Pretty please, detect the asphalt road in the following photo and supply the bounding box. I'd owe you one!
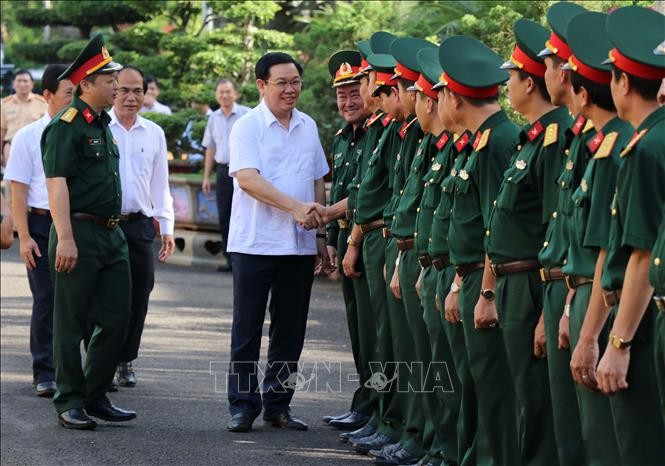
[1,242,372,465]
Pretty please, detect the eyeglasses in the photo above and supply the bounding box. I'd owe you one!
[264,79,304,90]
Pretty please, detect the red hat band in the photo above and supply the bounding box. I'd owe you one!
[545,32,572,60]
[439,72,499,99]
[334,62,361,84]
[511,45,546,77]
[374,71,398,87]
[568,55,611,84]
[414,74,438,100]
[608,48,665,80]
[360,59,369,70]
[394,62,420,81]
[69,52,112,86]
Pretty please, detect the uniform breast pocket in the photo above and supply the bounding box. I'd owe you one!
[367,151,380,168]
[82,142,106,161]
[497,167,528,210]
[571,184,591,245]
[333,153,344,169]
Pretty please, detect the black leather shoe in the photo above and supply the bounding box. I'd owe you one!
[329,411,370,430]
[227,412,256,432]
[353,432,394,455]
[339,423,375,443]
[58,408,97,430]
[86,399,136,422]
[35,381,57,397]
[263,411,308,431]
[322,410,351,424]
[116,362,136,387]
[374,446,421,465]
[369,442,402,459]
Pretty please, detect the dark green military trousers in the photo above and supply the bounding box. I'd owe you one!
[49,218,131,414]
[655,308,665,425]
[461,268,520,466]
[337,227,376,416]
[568,284,620,466]
[542,280,586,465]
[496,270,558,466]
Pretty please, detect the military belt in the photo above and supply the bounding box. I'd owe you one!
[382,227,392,239]
[418,254,432,268]
[455,261,485,278]
[345,209,354,220]
[653,295,665,313]
[358,219,384,235]
[602,289,622,308]
[337,219,349,229]
[564,274,593,290]
[490,259,541,278]
[120,212,147,222]
[431,255,451,271]
[396,238,414,251]
[72,212,121,230]
[28,207,51,219]
[539,267,565,283]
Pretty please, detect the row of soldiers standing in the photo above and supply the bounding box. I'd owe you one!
[321,3,665,466]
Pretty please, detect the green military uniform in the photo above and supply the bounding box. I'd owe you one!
[326,50,375,422]
[433,35,522,466]
[535,4,589,464]
[488,19,569,466]
[41,34,130,415]
[599,7,665,464]
[559,12,627,465]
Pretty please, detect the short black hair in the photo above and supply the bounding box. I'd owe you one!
[461,94,499,107]
[120,65,147,93]
[145,75,159,88]
[375,85,396,97]
[255,52,303,81]
[517,69,550,102]
[75,74,98,96]
[571,71,616,112]
[41,64,68,94]
[216,78,237,90]
[397,78,415,90]
[13,69,33,81]
[612,65,661,101]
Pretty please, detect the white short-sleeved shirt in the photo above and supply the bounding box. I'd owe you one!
[4,113,50,209]
[202,104,250,164]
[228,101,329,255]
[109,109,175,235]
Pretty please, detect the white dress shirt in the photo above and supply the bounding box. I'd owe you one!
[228,101,329,256]
[202,103,250,164]
[140,100,172,115]
[109,109,175,235]
[4,113,50,209]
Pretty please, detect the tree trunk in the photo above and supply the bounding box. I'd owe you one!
[240,18,255,86]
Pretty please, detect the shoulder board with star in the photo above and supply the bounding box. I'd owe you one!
[582,119,594,133]
[543,123,559,147]
[475,128,492,152]
[594,132,617,159]
[402,117,418,133]
[365,112,383,128]
[60,107,78,123]
[620,129,648,158]
[335,127,343,136]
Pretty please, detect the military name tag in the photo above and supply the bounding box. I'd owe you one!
[515,159,527,170]
[334,152,343,159]
[88,138,102,145]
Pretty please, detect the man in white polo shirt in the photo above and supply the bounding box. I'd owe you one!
[108,65,175,388]
[226,52,330,433]
[5,64,73,397]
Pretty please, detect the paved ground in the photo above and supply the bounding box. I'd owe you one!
[1,242,372,465]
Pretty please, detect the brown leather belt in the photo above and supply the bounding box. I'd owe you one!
[455,261,485,278]
[431,255,451,271]
[28,207,51,218]
[565,274,593,290]
[491,259,541,278]
[418,254,431,268]
[120,212,146,222]
[382,227,392,239]
[602,289,622,308]
[72,212,121,230]
[359,219,384,235]
[539,267,565,283]
[337,219,349,229]
[396,238,414,251]
[345,209,354,220]
[654,295,665,312]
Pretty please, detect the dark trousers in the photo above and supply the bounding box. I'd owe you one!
[216,163,233,258]
[27,212,55,384]
[119,216,156,362]
[227,253,315,417]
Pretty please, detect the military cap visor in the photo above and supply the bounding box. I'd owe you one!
[408,48,441,99]
[656,41,665,56]
[390,37,436,81]
[58,33,122,85]
[367,53,398,98]
[501,19,549,77]
[537,2,586,59]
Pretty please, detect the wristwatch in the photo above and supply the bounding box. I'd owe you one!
[347,235,360,247]
[609,333,632,350]
[480,289,495,301]
[450,282,461,294]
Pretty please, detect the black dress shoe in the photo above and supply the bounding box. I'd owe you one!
[35,381,57,397]
[227,412,256,432]
[374,446,421,465]
[322,410,351,424]
[329,411,370,430]
[339,423,376,443]
[369,442,402,459]
[353,432,394,455]
[58,408,97,430]
[116,362,136,387]
[263,411,308,431]
[86,399,136,422]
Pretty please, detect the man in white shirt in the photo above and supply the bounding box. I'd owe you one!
[140,76,172,115]
[226,52,330,433]
[109,65,175,387]
[4,64,73,397]
[201,79,249,272]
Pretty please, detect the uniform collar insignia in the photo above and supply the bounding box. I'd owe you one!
[587,131,604,154]
[381,113,393,127]
[527,120,544,141]
[455,131,471,152]
[571,114,586,135]
[82,107,96,124]
[435,132,450,150]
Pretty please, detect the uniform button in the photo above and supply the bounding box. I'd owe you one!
[565,149,570,155]
[418,138,422,143]
[357,184,360,188]
[561,181,565,187]
[508,177,513,181]
[552,211,557,219]
[655,257,661,266]
[345,162,349,166]
[563,259,567,265]
[96,152,100,157]
[611,208,617,216]
[493,200,497,206]
[429,238,432,242]
[339,182,343,186]
[351,142,355,147]
[414,232,418,237]
[517,145,522,150]
[543,241,549,247]
[416,207,420,212]
[400,190,403,194]
[486,229,490,237]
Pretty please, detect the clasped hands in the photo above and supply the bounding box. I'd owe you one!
[293,202,330,230]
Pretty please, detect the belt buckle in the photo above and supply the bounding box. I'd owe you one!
[382,227,390,239]
[539,268,547,283]
[106,217,119,230]
[602,290,618,308]
[564,274,575,290]
[490,263,498,277]
[654,296,665,312]
[418,255,431,268]
[338,219,348,229]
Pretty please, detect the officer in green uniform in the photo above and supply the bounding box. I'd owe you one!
[593,6,665,464]
[321,50,373,430]
[434,36,521,466]
[561,12,628,466]
[535,3,589,464]
[41,33,135,429]
[484,19,570,465]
